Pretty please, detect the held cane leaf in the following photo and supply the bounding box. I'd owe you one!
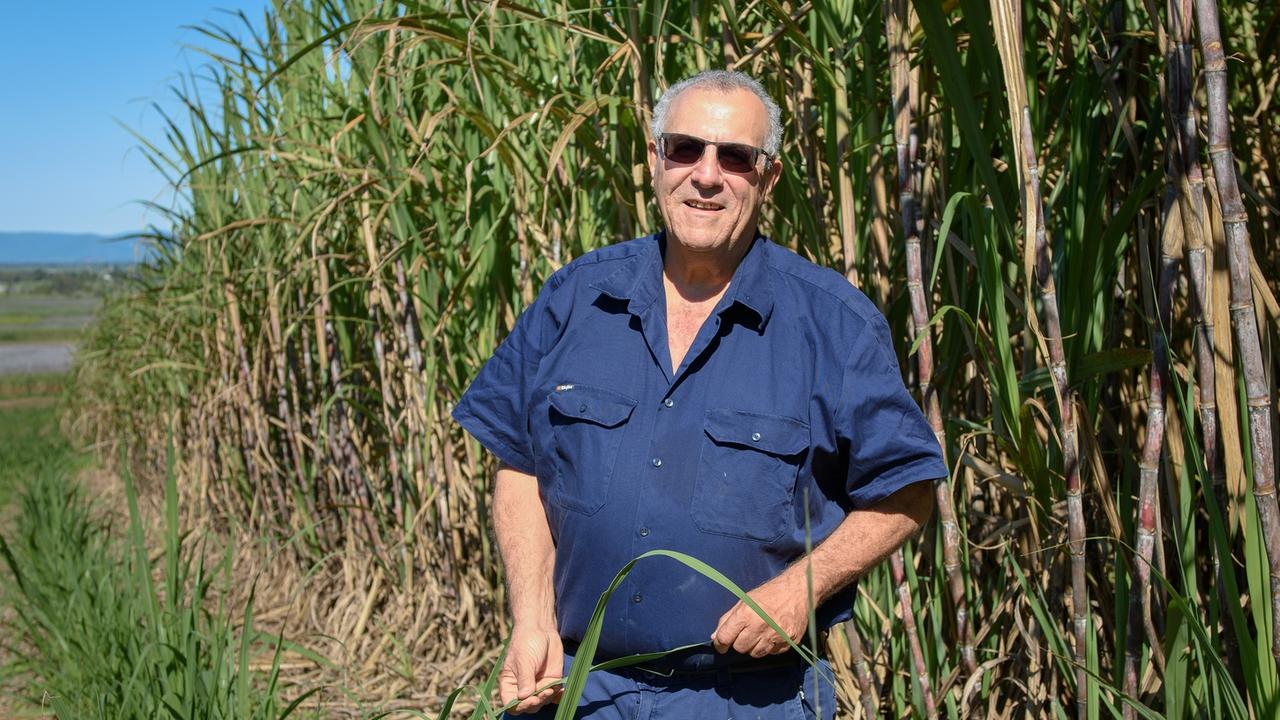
[552,550,831,720]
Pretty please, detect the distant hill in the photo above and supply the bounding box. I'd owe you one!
[0,232,148,265]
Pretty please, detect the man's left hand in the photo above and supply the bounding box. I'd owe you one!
[711,572,811,657]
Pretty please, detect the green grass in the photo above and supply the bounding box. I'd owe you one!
[0,404,66,511]
[0,391,314,718]
[0,314,43,326]
[0,386,82,717]
[0,328,83,343]
[0,294,99,344]
[0,372,67,401]
[0,379,70,511]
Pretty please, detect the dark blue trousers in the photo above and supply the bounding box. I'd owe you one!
[505,647,837,720]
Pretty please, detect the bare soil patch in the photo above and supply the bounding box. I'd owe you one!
[0,396,57,411]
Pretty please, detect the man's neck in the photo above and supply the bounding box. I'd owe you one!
[662,232,754,302]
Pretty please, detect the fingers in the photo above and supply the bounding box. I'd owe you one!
[511,678,557,715]
[504,632,565,715]
[503,645,548,715]
[714,602,800,658]
[513,684,553,715]
[731,624,760,655]
[529,635,565,707]
[711,604,745,653]
[748,634,774,658]
[514,650,537,704]
[543,639,565,704]
[545,637,564,683]
[731,605,763,654]
[498,661,521,711]
[713,602,767,655]
[500,656,541,715]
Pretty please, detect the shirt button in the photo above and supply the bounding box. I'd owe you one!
[651,457,663,468]
[632,593,643,603]
[664,398,674,408]
[751,432,762,442]
[639,527,649,537]
[579,403,587,413]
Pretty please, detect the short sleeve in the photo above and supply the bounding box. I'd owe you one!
[451,283,557,475]
[837,314,948,508]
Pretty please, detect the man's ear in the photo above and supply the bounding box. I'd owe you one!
[646,140,659,179]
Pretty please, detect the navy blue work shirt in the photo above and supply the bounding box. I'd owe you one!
[452,232,947,659]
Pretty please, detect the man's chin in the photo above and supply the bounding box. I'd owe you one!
[667,227,734,253]
[673,240,728,256]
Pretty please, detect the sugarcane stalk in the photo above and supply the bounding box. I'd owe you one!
[1123,185,1179,714]
[1164,0,1246,688]
[886,0,976,677]
[315,243,381,552]
[842,620,880,717]
[266,261,317,530]
[221,251,284,525]
[1019,107,1088,717]
[359,199,406,526]
[833,54,859,288]
[862,14,894,308]
[298,286,338,537]
[1193,0,1280,669]
[395,257,429,532]
[1167,1,1218,486]
[891,549,937,719]
[986,0,1089,708]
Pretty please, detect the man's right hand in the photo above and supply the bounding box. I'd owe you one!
[499,625,565,715]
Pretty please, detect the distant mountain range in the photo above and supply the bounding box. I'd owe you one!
[0,231,149,265]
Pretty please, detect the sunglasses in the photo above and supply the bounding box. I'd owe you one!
[657,133,772,174]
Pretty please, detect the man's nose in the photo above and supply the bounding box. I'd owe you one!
[689,145,724,187]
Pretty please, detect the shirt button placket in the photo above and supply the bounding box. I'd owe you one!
[637,397,668,577]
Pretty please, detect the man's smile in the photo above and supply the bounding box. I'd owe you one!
[683,199,726,212]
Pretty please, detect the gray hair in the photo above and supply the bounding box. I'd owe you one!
[650,70,783,159]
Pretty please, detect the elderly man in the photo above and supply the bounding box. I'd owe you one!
[453,69,944,719]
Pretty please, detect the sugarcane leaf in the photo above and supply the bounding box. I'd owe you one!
[1070,348,1152,388]
[930,191,973,293]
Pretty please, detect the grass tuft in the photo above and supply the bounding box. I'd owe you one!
[0,404,306,718]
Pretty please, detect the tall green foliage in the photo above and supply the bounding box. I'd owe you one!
[0,411,309,718]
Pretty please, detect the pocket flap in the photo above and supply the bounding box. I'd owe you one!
[548,384,637,428]
[704,409,809,456]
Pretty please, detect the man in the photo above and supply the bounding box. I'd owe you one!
[453,69,944,719]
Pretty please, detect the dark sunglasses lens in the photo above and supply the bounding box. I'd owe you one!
[717,144,757,172]
[665,136,707,164]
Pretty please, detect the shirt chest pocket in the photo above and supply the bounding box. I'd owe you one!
[547,384,637,516]
[693,409,810,542]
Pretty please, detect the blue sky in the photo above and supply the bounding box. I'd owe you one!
[1,1,266,236]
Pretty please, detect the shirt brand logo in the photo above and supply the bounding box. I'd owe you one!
[555,383,575,392]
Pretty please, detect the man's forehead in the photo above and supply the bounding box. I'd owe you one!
[664,87,768,141]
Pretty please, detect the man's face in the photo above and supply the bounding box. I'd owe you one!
[648,87,782,257]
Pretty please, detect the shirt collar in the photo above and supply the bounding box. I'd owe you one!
[590,233,664,314]
[591,231,776,329]
[716,233,775,329]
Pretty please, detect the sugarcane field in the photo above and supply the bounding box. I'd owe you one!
[2,0,1279,718]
